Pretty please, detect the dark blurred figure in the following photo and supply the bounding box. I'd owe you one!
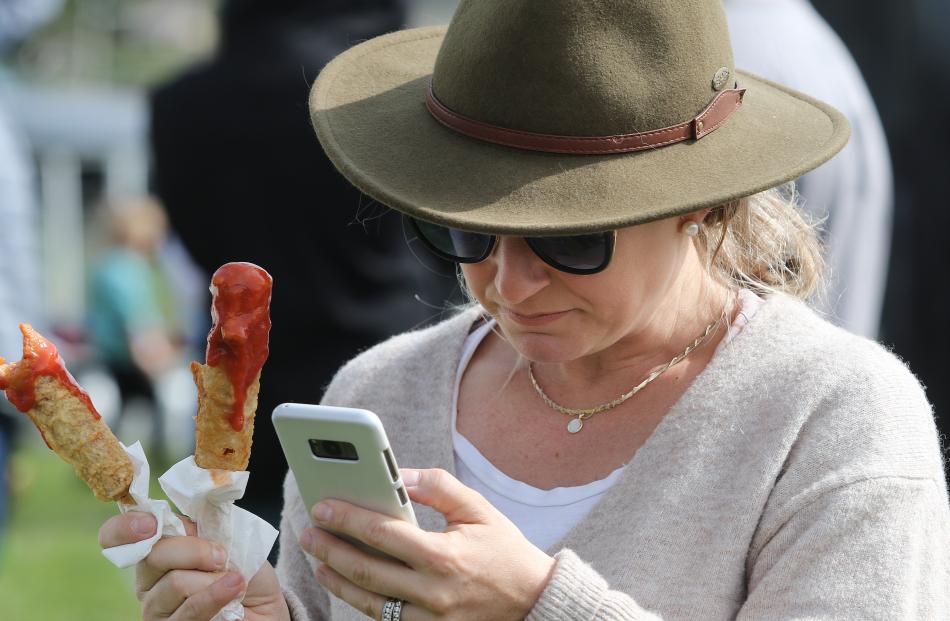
[809,1,950,454]
[150,0,455,536]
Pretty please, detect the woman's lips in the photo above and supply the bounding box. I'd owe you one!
[503,309,571,326]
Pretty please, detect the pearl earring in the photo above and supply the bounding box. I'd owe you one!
[684,221,700,237]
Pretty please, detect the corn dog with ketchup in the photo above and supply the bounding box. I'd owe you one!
[192,262,272,471]
[0,324,134,503]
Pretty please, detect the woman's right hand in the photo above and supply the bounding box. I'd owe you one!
[99,511,290,621]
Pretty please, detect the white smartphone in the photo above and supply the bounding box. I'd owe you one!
[272,403,417,561]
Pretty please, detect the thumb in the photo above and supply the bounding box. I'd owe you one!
[400,468,495,525]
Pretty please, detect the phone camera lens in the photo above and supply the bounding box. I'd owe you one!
[309,438,359,461]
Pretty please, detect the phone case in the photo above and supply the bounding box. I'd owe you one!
[272,403,417,560]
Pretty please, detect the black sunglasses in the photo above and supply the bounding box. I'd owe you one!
[406,216,616,275]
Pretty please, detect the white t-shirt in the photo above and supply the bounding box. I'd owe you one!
[451,290,763,550]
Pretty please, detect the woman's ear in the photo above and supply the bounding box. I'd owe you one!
[679,208,711,225]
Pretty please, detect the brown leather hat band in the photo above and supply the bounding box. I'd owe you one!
[425,83,746,155]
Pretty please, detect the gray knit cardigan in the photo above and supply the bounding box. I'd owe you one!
[276,294,949,620]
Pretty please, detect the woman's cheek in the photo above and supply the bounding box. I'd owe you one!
[460,265,492,304]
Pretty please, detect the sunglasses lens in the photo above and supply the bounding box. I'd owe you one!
[529,233,612,272]
[413,219,493,261]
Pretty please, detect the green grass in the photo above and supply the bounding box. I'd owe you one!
[0,439,146,621]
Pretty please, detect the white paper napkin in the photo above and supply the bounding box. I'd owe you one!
[101,442,187,568]
[159,456,280,621]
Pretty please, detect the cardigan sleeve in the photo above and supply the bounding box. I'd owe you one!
[730,337,950,618]
[276,495,332,621]
[526,549,662,621]
[527,476,949,620]
[736,475,949,619]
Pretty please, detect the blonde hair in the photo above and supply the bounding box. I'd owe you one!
[695,182,826,301]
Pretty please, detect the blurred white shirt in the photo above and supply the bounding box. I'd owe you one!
[0,106,42,369]
[724,0,893,339]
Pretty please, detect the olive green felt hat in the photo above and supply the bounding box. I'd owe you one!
[309,0,850,235]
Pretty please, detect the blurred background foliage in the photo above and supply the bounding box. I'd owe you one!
[9,0,217,86]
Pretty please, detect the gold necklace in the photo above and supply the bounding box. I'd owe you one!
[528,315,725,434]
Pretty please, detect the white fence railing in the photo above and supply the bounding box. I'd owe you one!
[1,83,148,327]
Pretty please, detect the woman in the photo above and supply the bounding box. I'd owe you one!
[99,1,949,619]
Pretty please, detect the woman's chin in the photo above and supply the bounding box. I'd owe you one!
[504,330,583,364]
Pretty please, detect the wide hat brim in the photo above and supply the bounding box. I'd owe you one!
[310,26,850,235]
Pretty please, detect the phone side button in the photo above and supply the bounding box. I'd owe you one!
[396,484,409,506]
[383,448,399,482]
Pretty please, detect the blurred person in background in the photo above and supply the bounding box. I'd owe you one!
[723,0,893,339]
[0,0,61,542]
[87,197,181,459]
[150,0,455,534]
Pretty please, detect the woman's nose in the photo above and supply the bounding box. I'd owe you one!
[491,236,550,304]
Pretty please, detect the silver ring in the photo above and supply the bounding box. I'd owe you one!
[382,598,402,621]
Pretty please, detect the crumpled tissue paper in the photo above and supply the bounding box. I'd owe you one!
[101,442,187,568]
[159,455,279,621]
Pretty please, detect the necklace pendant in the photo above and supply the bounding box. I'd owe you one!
[567,418,583,434]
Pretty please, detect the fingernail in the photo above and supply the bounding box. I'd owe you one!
[300,529,315,551]
[401,469,421,487]
[213,546,226,568]
[220,573,242,590]
[131,516,155,536]
[312,503,332,522]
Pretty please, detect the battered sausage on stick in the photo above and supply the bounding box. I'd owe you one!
[192,262,272,471]
[0,324,133,503]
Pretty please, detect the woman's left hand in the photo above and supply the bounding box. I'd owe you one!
[298,467,556,620]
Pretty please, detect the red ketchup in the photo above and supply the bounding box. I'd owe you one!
[0,325,100,448]
[205,263,272,432]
